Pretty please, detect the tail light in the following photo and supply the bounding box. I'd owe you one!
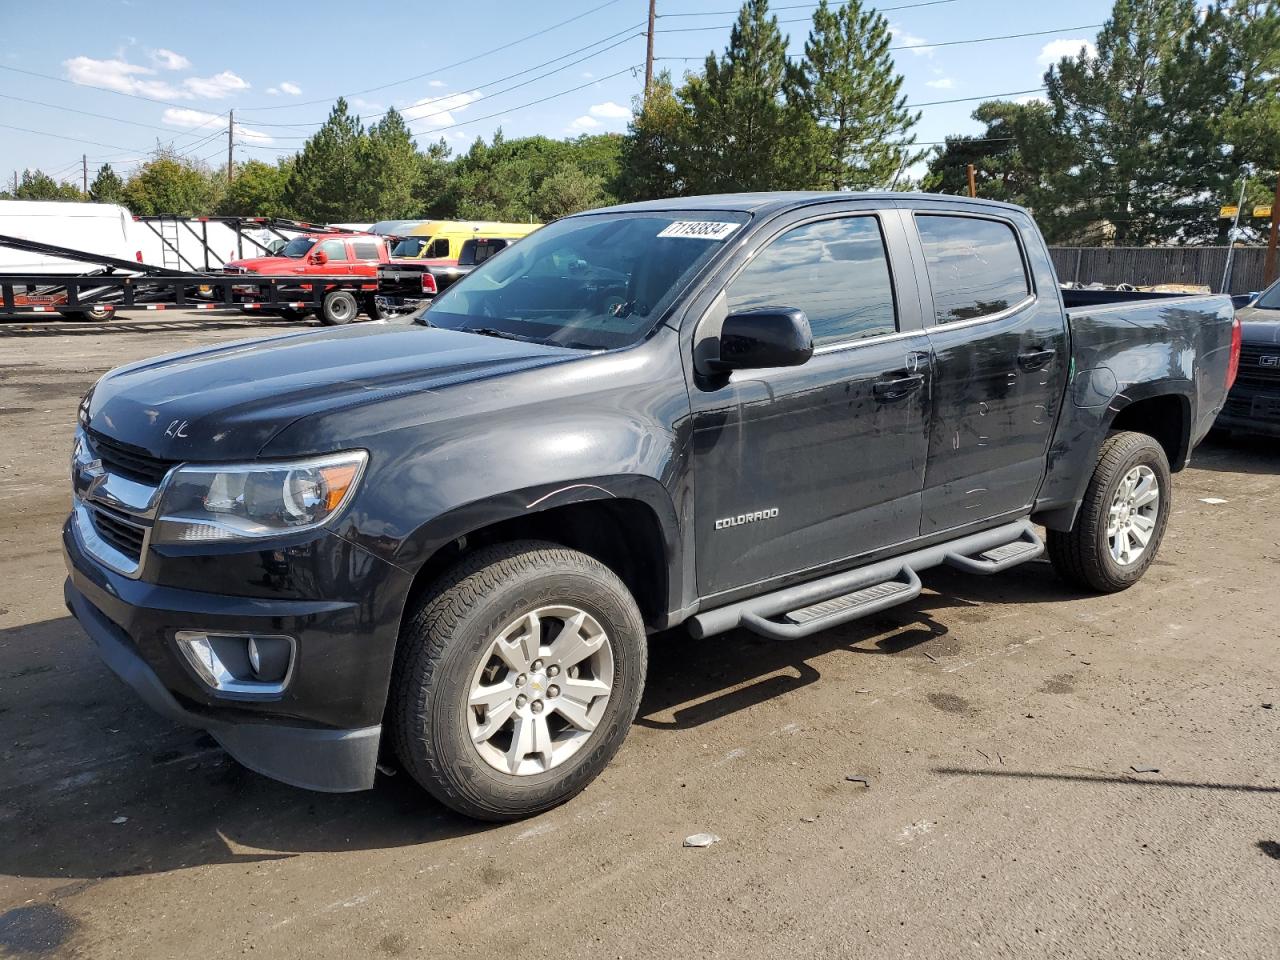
[421,272,438,295]
[135,250,143,262]
[1226,314,1242,392]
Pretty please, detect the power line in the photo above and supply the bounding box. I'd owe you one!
[655,23,1103,50]
[659,0,958,15]
[0,62,207,112]
[0,92,229,146]
[0,122,136,153]
[239,0,631,112]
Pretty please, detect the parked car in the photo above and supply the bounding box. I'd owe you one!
[390,220,541,261]
[64,192,1238,821]
[376,235,525,310]
[223,233,391,323]
[1214,276,1280,437]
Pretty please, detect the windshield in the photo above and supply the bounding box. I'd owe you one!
[1255,279,1280,310]
[280,237,316,259]
[392,237,428,258]
[421,211,748,349]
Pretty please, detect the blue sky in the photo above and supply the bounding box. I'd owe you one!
[0,0,1114,188]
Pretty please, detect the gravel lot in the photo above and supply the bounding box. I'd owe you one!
[1,313,1278,959]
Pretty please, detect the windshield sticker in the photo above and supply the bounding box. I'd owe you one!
[657,220,739,241]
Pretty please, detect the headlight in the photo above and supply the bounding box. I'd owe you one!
[152,450,368,545]
[77,387,94,430]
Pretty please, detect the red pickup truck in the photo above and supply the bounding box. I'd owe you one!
[224,233,396,324]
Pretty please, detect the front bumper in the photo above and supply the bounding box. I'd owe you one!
[1215,384,1280,438]
[62,517,408,792]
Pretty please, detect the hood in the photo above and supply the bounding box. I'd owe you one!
[86,325,577,461]
[1238,304,1280,345]
[225,255,303,273]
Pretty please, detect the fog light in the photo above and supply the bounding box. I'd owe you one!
[176,630,295,696]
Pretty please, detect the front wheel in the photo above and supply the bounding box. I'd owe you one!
[389,541,647,821]
[1048,430,1172,592]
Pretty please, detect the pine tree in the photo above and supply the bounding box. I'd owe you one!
[1205,0,1280,195]
[799,0,922,190]
[1043,0,1212,244]
[924,100,1056,208]
[361,107,420,219]
[678,0,812,192]
[616,72,689,201]
[14,169,84,202]
[88,163,125,204]
[283,98,367,221]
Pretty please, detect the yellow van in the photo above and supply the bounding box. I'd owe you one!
[390,220,541,261]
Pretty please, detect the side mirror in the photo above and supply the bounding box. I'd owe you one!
[309,249,329,266]
[709,307,814,372]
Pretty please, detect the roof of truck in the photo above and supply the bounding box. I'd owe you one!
[591,191,1026,217]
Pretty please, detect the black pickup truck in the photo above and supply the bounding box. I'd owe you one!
[1215,276,1280,436]
[63,193,1240,821]
[376,236,519,311]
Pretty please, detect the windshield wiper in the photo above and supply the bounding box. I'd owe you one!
[463,326,553,345]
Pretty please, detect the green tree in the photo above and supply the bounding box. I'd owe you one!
[616,72,689,201]
[88,163,125,204]
[1043,0,1217,244]
[361,107,420,219]
[798,0,922,189]
[14,169,84,201]
[219,159,292,217]
[283,98,368,221]
[412,138,457,216]
[678,0,812,192]
[121,150,219,215]
[924,100,1057,208]
[532,161,608,220]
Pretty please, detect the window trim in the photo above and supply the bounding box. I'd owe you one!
[721,211,903,351]
[912,210,1037,329]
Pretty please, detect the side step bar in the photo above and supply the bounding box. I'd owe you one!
[688,520,1044,641]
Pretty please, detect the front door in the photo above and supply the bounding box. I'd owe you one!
[911,210,1069,534]
[690,211,933,599]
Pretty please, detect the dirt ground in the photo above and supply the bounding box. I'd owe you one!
[1,313,1278,960]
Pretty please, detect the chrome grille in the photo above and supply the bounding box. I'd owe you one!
[88,504,146,563]
[1235,345,1280,387]
[88,429,175,485]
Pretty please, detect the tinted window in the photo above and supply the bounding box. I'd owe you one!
[917,215,1030,323]
[426,211,747,350]
[1255,279,1280,310]
[318,239,346,260]
[460,239,508,266]
[391,237,426,258]
[280,237,315,258]
[351,240,380,260]
[426,238,451,259]
[727,217,896,346]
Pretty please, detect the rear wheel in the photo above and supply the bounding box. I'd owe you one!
[389,540,647,821]
[364,296,392,321]
[58,305,113,322]
[320,290,358,325]
[1048,430,1172,592]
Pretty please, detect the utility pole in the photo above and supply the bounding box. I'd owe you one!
[227,110,235,186]
[1265,169,1280,287]
[12,170,17,195]
[644,0,656,97]
[82,155,88,194]
[966,163,977,198]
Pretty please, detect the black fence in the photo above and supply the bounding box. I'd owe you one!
[1049,246,1271,295]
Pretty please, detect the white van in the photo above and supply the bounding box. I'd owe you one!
[0,199,135,274]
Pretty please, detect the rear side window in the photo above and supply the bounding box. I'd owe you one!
[318,239,346,260]
[727,216,897,346]
[916,215,1030,324]
[351,240,380,260]
[425,238,451,259]
[461,239,508,266]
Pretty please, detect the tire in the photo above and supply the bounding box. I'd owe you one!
[1048,430,1172,593]
[389,540,647,821]
[320,290,358,325]
[364,296,392,321]
[58,306,112,322]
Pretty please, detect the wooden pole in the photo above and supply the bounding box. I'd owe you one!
[82,155,88,194]
[1264,169,1280,287]
[227,110,235,185]
[645,0,656,96]
[966,163,977,198]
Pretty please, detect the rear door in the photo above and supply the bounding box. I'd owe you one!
[908,207,1068,534]
[689,206,934,599]
[348,237,383,278]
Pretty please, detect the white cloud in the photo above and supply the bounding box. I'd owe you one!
[588,100,631,120]
[567,115,601,132]
[1037,38,1097,67]
[64,55,187,99]
[151,48,190,71]
[889,24,934,56]
[279,80,301,96]
[404,89,481,128]
[581,71,594,79]
[428,79,446,88]
[925,77,954,89]
[163,107,273,144]
[182,70,250,99]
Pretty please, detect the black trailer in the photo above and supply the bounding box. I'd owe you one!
[131,215,364,272]
[0,233,380,325]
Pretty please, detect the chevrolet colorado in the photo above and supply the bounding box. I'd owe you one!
[63,193,1240,821]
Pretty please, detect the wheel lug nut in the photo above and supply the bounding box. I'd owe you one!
[547,685,559,698]
[531,700,544,714]
[532,659,544,671]
[516,674,526,686]
[516,694,528,708]
[547,665,559,677]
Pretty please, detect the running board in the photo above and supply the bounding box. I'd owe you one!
[688,520,1044,641]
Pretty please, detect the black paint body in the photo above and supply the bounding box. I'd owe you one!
[62,193,1236,792]
[1215,289,1280,436]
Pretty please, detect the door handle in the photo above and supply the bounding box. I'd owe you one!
[873,373,925,401]
[1018,348,1056,371]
